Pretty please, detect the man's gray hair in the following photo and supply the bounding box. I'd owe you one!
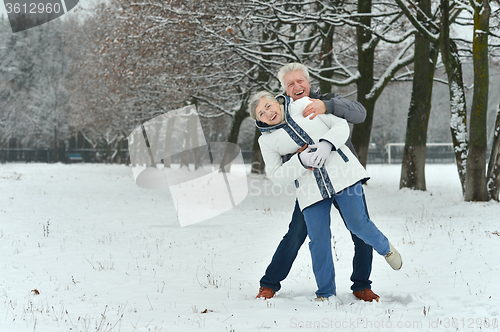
[248,91,276,120]
[277,63,310,90]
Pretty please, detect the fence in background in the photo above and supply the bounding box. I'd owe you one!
[0,148,130,164]
[382,143,456,164]
[0,143,464,164]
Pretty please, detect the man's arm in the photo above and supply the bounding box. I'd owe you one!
[303,91,367,124]
[321,93,366,124]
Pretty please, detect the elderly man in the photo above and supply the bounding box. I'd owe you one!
[256,63,381,302]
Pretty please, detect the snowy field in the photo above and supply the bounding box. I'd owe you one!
[1,162,499,332]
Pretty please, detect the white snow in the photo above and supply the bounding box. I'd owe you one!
[1,163,499,331]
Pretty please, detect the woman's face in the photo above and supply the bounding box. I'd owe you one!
[256,97,282,125]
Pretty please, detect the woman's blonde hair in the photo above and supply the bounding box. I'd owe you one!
[248,91,277,120]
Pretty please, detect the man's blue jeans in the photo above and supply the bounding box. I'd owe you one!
[259,181,389,296]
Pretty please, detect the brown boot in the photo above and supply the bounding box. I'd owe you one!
[353,289,380,302]
[256,287,276,299]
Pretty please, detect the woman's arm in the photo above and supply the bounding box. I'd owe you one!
[315,113,351,150]
[259,138,309,186]
[293,97,351,147]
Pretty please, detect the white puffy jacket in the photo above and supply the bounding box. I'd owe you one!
[257,95,369,211]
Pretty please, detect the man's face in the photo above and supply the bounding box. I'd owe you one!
[283,70,311,101]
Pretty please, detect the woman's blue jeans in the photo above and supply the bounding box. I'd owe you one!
[259,181,389,298]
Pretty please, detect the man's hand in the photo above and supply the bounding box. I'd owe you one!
[303,98,326,119]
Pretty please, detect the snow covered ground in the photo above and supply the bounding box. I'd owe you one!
[1,162,499,332]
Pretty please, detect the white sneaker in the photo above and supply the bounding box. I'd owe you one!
[385,242,402,270]
[314,296,329,302]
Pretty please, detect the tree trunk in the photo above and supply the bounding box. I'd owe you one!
[148,118,163,165]
[116,139,122,164]
[447,72,469,195]
[106,143,112,163]
[163,117,176,168]
[221,98,249,172]
[440,31,469,194]
[250,28,272,174]
[400,0,437,190]
[251,127,265,174]
[54,126,59,163]
[188,113,202,170]
[440,1,468,195]
[180,119,190,168]
[351,101,375,167]
[351,0,374,167]
[487,105,500,201]
[226,102,248,146]
[465,0,490,202]
[319,24,335,95]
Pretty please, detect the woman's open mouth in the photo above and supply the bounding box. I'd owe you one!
[270,113,277,121]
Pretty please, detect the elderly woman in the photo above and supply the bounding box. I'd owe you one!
[249,91,402,301]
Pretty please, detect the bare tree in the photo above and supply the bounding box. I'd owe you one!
[215,0,415,168]
[0,20,73,162]
[67,0,252,165]
[487,103,500,200]
[439,0,469,194]
[395,0,471,193]
[398,0,439,190]
[464,0,491,201]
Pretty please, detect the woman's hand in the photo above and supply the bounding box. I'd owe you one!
[309,141,333,168]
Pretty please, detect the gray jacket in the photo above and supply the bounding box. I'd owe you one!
[310,90,366,125]
[310,90,366,157]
